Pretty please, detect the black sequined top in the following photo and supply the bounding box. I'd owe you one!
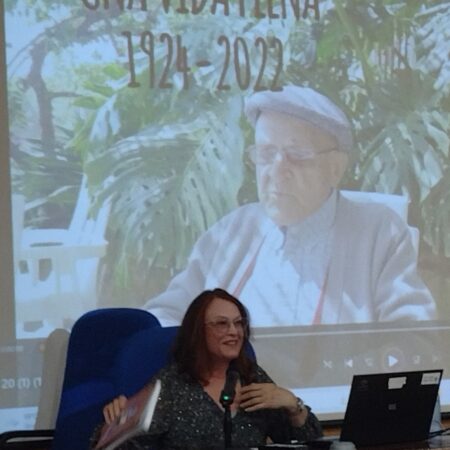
[93,362,322,450]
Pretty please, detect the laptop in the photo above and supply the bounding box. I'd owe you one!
[337,369,443,447]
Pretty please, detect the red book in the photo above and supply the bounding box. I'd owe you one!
[94,379,161,450]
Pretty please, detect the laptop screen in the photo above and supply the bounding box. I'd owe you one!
[340,369,443,446]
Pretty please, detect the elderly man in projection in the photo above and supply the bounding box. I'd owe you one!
[146,85,436,327]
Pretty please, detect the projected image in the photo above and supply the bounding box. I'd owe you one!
[147,85,436,327]
[3,0,450,425]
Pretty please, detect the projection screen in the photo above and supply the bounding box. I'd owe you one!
[1,0,450,432]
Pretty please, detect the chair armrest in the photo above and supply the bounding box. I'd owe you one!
[0,429,54,449]
[22,228,70,246]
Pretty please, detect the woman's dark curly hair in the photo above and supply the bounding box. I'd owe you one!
[172,288,256,385]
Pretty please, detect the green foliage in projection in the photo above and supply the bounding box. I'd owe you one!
[283,1,450,262]
[6,0,450,305]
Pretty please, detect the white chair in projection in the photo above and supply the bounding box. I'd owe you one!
[14,178,110,337]
[340,190,419,253]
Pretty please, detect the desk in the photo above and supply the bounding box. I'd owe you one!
[357,435,450,450]
[428,436,450,449]
[323,421,450,450]
[258,437,450,450]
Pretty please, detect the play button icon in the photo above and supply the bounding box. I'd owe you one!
[382,347,404,370]
[388,354,398,367]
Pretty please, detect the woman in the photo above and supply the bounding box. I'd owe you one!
[93,289,322,449]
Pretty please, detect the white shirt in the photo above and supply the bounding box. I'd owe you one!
[240,191,337,326]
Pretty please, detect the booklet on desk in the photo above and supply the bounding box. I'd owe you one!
[94,379,161,450]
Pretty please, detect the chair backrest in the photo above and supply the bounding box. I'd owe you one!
[52,308,161,450]
[15,177,111,334]
[340,190,420,253]
[113,326,179,397]
[340,190,409,220]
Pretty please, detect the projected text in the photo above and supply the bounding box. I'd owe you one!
[122,32,284,91]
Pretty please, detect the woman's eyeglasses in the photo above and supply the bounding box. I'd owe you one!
[205,317,247,334]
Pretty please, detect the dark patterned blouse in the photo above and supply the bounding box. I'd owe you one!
[91,362,322,450]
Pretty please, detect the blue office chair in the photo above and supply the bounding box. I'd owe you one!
[51,307,164,450]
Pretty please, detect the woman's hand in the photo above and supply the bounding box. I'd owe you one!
[239,383,296,412]
[239,383,308,426]
[103,395,128,424]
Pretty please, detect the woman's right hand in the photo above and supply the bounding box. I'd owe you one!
[103,395,128,424]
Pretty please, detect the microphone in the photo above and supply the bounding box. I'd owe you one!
[220,361,239,408]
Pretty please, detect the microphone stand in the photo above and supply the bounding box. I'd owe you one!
[222,401,232,449]
[220,378,237,449]
[220,363,239,449]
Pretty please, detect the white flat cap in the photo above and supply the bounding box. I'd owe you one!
[244,85,353,153]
